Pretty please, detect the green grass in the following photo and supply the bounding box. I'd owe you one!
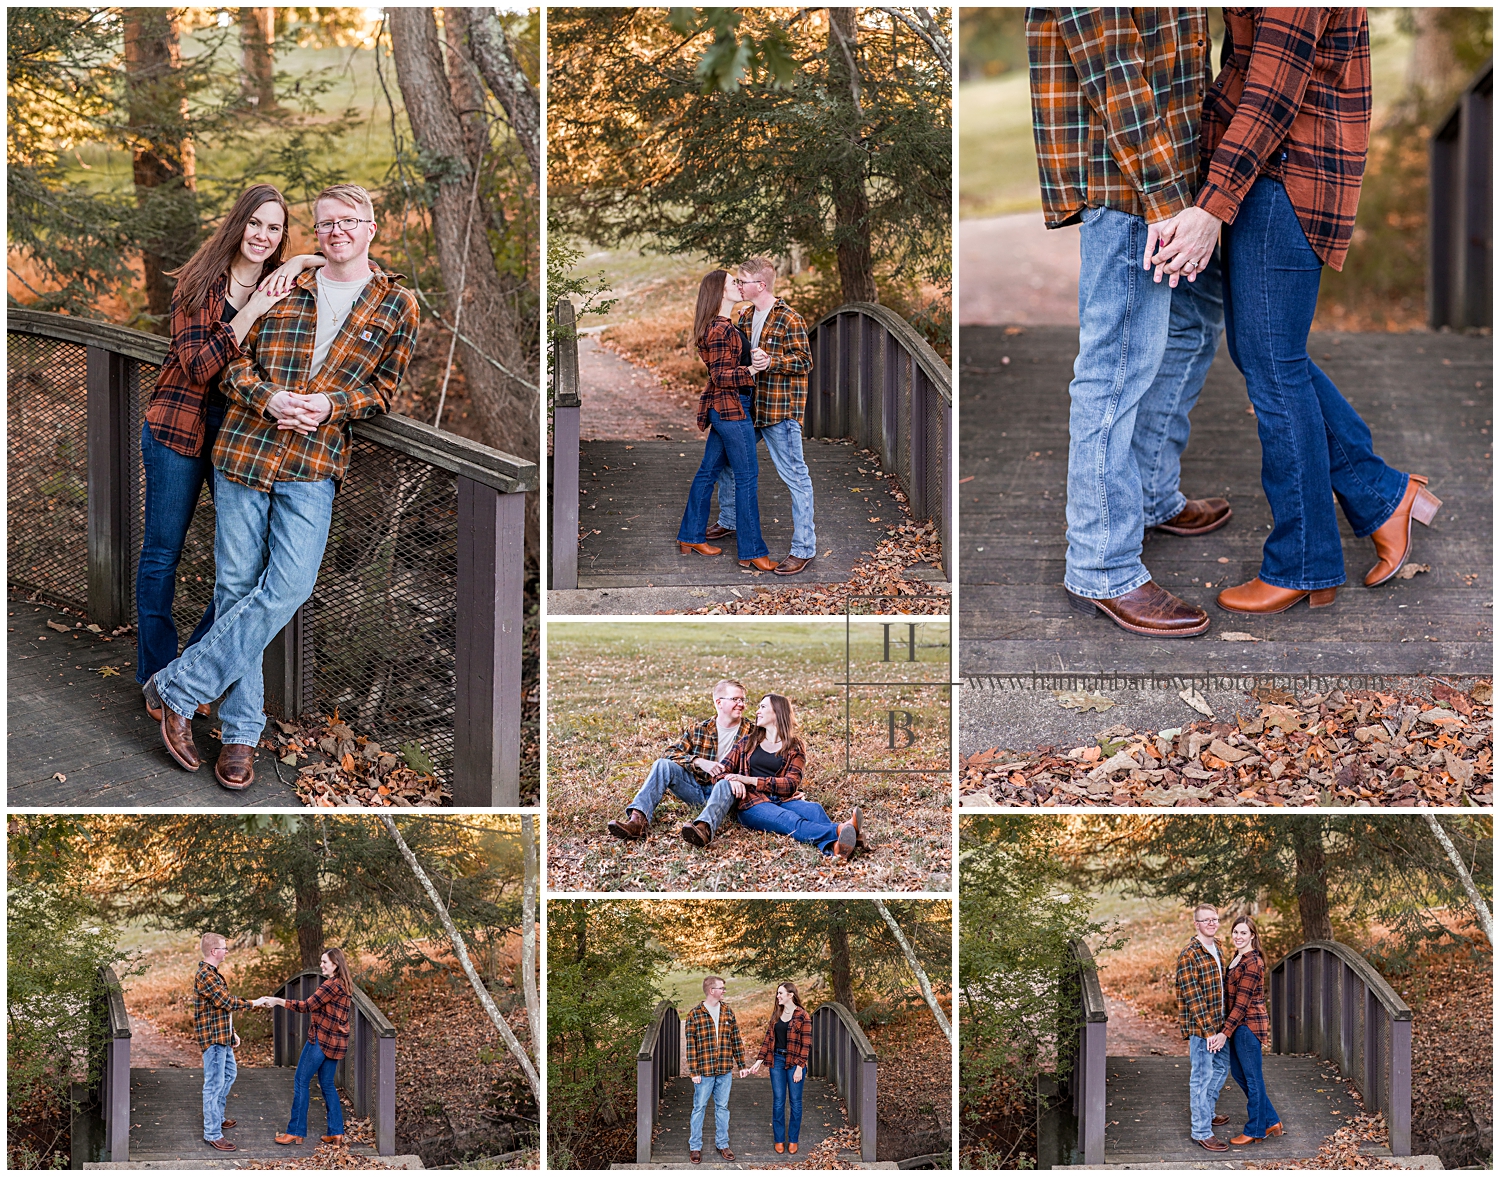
[958,73,1041,220]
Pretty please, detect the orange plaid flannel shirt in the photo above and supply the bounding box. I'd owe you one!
[737,300,811,427]
[1027,8,1212,227]
[212,262,418,491]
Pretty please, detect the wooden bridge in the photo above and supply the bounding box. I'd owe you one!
[8,310,538,804]
[623,999,878,1168]
[1047,940,1414,1168]
[79,966,397,1164]
[551,300,952,606]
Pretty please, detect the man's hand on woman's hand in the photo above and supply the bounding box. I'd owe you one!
[1207,1032,1227,1052]
[750,348,771,372]
[259,253,323,298]
[1147,206,1222,286]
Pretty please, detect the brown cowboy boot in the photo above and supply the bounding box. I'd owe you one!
[1154,498,1232,536]
[1365,475,1442,586]
[608,809,648,840]
[1068,580,1210,637]
[148,676,201,771]
[681,821,713,848]
[215,744,255,791]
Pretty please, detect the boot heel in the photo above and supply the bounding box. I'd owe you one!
[1309,588,1337,608]
[1067,591,1100,617]
[1411,486,1441,527]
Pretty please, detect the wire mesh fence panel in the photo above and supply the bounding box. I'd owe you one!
[924,384,947,533]
[8,333,91,610]
[307,439,459,782]
[892,346,913,493]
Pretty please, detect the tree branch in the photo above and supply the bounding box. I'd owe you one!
[874,7,952,78]
[521,815,541,1053]
[1423,814,1493,945]
[380,816,540,1099]
[871,899,952,1044]
[456,7,540,187]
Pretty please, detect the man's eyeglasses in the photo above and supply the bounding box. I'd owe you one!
[1195,916,1220,925]
[733,278,764,288]
[314,217,374,235]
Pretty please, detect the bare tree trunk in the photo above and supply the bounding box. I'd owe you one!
[381,816,540,1100]
[521,815,541,1051]
[1424,815,1494,945]
[453,7,540,188]
[1407,9,1460,105]
[827,7,878,303]
[442,9,491,166]
[1290,819,1333,942]
[123,8,197,330]
[240,8,277,111]
[872,899,952,1044]
[828,906,856,1012]
[387,8,536,464]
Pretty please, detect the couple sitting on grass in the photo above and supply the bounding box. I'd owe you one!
[606,678,865,861]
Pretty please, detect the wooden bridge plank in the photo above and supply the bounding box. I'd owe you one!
[7,597,300,805]
[128,1067,375,1162]
[959,327,1493,676]
[1102,1053,1392,1165]
[573,439,935,589]
[651,1074,846,1165]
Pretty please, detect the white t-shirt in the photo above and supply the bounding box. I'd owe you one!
[310,268,373,377]
[706,1002,720,1035]
[716,720,740,762]
[751,304,773,351]
[1204,939,1221,968]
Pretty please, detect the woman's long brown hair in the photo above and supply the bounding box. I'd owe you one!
[756,693,803,759]
[693,269,733,348]
[324,946,354,1002]
[167,183,290,315]
[776,981,805,1013]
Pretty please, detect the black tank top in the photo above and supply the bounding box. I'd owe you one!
[748,744,786,777]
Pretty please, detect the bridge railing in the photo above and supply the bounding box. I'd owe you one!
[1269,940,1412,1156]
[7,309,538,803]
[1063,939,1108,1166]
[88,965,132,1162]
[1429,62,1492,330]
[809,1001,878,1162]
[805,303,952,578]
[635,999,681,1163]
[549,298,583,591]
[273,969,397,1155]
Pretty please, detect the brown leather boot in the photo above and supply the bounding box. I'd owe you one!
[607,810,649,840]
[681,821,713,848]
[149,676,201,771]
[679,541,722,556]
[833,822,857,860]
[144,689,210,721]
[1229,1134,1259,1146]
[1154,497,1232,536]
[1217,578,1337,615]
[1365,475,1442,586]
[705,524,735,540]
[214,744,256,790]
[321,1135,344,1144]
[850,805,865,849]
[1068,580,1210,637]
[739,556,777,571]
[274,1133,303,1145]
[774,555,812,575]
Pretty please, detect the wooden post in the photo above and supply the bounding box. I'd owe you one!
[860,1054,877,1162]
[1388,1014,1412,1155]
[1457,80,1491,328]
[376,1033,396,1156]
[858,313,876,451]
[551,298,581,591]
[454,478,524,805]
[262,604,310,720]
[86,347,131,630]
[636,1053,654,1163]
[106,1028,130,1161]
[908,360,929,522]
[1080,1019,1106,1165]
[938,392,952,579]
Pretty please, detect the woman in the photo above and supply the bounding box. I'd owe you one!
[139,183,325,716]
[258,947,354,1146]
[676,270,775,571]
[745,982,813,1154]
[1151,10,1440,614]
[681,693,859,860]
[1208,917,1282,1145]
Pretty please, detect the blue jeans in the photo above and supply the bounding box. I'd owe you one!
[287,1039,344,1139]
[716,418,817,558]
[155,472,335,747]
[627,759,737,834]
[136,407,224,684]
[680,398,769,560]
[1222,177,1409,589]
[689,1071,733,1151]
[1188,1034,1230,1139]
[1228,1025,1279,1139]
[1065,207,1224,597]
[201,1044,238,1142]
[769,1050,804,1144]
[736,798,839,854]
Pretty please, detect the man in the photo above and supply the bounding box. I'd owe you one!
[606,679,754,846]
[194,933,258,1152]
[147,183,419,789]
[684,975,747,1163]
[1029,10,1231,638]
[709,258,817,575]
[1175,903,1231,1152]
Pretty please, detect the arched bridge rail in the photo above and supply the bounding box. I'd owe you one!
[274,968,398,1156]
[8,309,538,802]
[635,999,682,1163]
[90,965,133,1162]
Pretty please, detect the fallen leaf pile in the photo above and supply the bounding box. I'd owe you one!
[684,452,949,617]
[864,1001,953,1158]
[961,681,1491,808]
[783,1124,864,1169]
[1243,1112,1402,1169]
[262,715,451,808]
[241,1140,392,1170]
[1404,943,1492,1165]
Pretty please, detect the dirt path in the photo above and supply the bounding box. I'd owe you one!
[959,213,1079,326]
[1101,994,1187,1057]
[578,335,696,441]
[128,1011,202,1067]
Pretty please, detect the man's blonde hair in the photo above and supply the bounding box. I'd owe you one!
[315,182,375,221]
[1192,903,1219,922]
[702,975,726,994]
[713,679,747,699]
[200,932,227,956]
[739,257,776,290]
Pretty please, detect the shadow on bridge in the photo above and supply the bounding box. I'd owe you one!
[550,301,952,610]
[1044,940,1416,1168]
[620,999,878,1168]
[76,966,397,1165]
